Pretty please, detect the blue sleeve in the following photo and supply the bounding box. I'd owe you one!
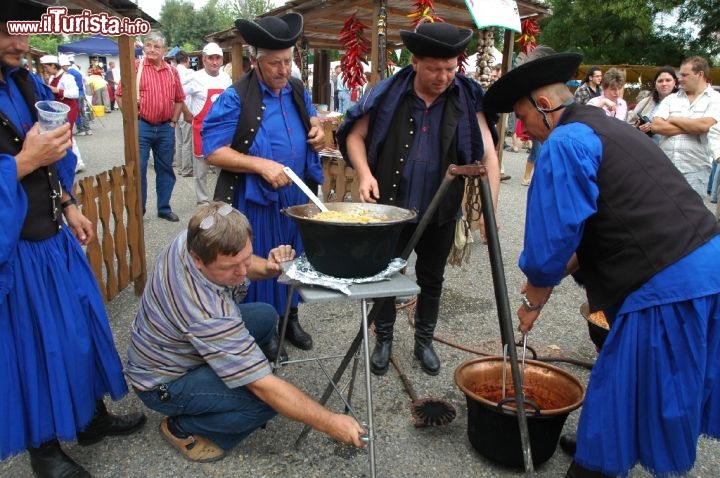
[304,90,317,117]
[201,87,242,157]
[518,123,602,287]
[0,154,27,298]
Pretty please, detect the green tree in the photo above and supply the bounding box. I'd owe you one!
[29,35,62,54]
[159,0,198,50]
[221,0,274,20]
[539,0,702,66]
[159,0,234,51]
[676,0,720,59]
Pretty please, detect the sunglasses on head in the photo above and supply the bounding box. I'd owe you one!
[199,203,233,230]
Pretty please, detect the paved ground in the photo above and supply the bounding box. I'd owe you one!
[2,111,718,477]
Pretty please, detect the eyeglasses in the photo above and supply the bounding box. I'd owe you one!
[199,203,233,230]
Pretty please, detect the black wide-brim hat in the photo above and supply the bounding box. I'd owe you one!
[484,52,583,113]
[2,0,52,22]
[400,22,472,59]
[235,12,303,50]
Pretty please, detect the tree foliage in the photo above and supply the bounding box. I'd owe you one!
[675,0,720,59]
[158,0,235,51]
[29,35,63,54]
[221,0,274,20]
[538,0,714,66]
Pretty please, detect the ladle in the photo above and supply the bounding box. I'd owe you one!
[283,166,329,212]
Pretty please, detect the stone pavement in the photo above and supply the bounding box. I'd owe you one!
[1,111,718,477]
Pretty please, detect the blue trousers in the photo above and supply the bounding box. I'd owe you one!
[138,119,176,215]
[135,302,279,450]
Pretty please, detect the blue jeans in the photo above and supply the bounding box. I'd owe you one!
[138,119,176,215]
[135,302,279,450]
[338,90,351,114]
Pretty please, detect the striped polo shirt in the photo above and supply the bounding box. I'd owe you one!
[125,232,271,391]
[116,58,185,124]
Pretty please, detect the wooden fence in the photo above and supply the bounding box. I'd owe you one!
[74,163,146,302]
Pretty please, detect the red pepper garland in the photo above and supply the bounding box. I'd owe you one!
[339,14,369,89]
[516,18,540,54]
[406,1,468,74]
[406,0,443,27]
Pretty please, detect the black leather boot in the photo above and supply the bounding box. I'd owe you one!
[370,298,397,376]
[76,400,147,446]
[565,460,614,478]
[413,295,441,376]
[28,440,91,478]
[285,307,313,350]
[260,330,289,363]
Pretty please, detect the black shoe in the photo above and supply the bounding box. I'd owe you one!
[28,440,91,478]
[286,312,313,350]
[414,340,440,375]
[559,433,577,456]
[500,173,512,181]
[77,401,147,446]
[158,211,179,222]
[261,331,289,363]
[370,340,392,375]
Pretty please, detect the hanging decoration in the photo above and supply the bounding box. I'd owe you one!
[406,0,443,27]
[406,1,467,72]
[339,13,370,89]
[477,28,497,86]
[300,37,309,86]
[516,18,540,54]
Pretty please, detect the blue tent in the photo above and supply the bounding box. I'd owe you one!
[59,35,143,57]
[165,46,180,58]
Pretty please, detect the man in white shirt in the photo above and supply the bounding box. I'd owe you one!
[652,56,720,196]
[174,51,194,177]
[184,43,232,204]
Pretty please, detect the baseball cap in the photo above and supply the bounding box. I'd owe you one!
[39,55,59,65]
[202,42,223,57]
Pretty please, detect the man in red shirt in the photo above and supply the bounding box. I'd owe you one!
[116,31,186,222]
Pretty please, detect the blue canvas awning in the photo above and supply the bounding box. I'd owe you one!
[165,46,180,58]
[59,35,143,57]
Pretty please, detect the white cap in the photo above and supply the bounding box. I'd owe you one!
[40,55,59,65]
[58,54,71,67]
[202,42,223,57]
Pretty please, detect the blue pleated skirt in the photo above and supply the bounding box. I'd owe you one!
[0,227,128,459]
[575,295,720,476]
[236,181,305,315]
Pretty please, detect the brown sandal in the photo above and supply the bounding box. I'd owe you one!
[159,417,226,463]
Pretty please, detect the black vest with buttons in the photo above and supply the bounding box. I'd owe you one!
[560,103,720,311]
[372,88,463,226]
[213,70,311,204]
[0,68,63,240]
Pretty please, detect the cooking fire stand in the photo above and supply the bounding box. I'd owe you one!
[278,162,534,474]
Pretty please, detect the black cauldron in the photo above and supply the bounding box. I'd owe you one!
[283,202,417,278]
[455,357,585,468]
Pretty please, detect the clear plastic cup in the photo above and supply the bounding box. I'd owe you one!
[35,100,70,133]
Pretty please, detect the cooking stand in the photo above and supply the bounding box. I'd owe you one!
[276,266,420,478]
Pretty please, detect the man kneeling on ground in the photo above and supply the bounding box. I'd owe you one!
[126,202,365,462]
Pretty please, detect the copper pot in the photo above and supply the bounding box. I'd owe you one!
[455,357,585,468]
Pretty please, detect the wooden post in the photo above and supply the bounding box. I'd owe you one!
[231,41,244,82]
[117,35,146,295]
[370,0,381,86]
[496,29,515,162]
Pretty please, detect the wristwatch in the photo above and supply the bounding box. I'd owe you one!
[520,294,543,312]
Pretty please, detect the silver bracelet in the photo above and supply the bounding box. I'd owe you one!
[521,294,543,312]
